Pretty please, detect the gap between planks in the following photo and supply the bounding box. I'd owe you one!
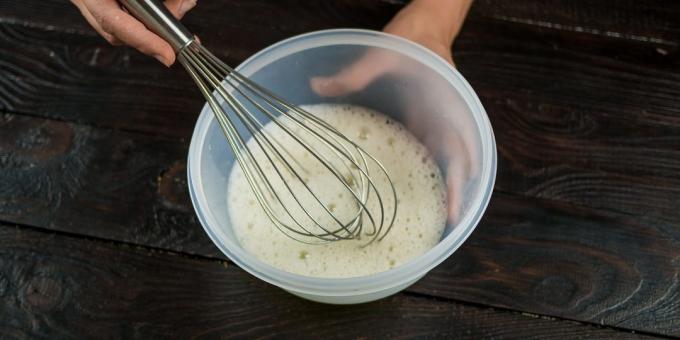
[401,291,676,340]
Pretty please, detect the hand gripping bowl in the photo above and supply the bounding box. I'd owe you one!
[188,29,496,304]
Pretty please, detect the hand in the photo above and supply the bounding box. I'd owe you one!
[70,0,197,66]
[310,0,475,223]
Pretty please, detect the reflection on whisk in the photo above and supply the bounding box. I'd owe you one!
[178,42,397,245]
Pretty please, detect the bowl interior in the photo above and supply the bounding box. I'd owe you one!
[189,29,495,294]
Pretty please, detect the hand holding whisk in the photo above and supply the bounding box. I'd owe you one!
[118,0,398,244]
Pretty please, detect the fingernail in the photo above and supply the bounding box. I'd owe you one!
[179,0,196,15]
[153,54,170,67]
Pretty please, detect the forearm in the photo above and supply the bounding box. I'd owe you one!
[406,0,472,44]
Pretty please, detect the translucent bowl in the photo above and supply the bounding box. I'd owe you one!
[187,29,496,304]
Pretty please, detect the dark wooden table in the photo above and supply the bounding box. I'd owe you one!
[1,0,679,338]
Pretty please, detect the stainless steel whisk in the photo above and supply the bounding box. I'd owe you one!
[121,0,397,244]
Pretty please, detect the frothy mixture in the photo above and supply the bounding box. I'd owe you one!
[227,104,447,278]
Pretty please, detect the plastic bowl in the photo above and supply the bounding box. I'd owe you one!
[187,29,496,304]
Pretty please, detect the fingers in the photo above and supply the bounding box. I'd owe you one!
[94,1,176,66]
[310,49,397,97]
[164,0,197,19]
[73,0,198,66]
[71,0,121,45]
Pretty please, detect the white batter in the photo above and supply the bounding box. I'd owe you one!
[227,104,447,278]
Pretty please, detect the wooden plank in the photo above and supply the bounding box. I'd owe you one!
[410,193,680,336]
[2,0,678,44]
[2,4,678,138]
[2,0,679,138]
[1,0,679,336]
[0,0,400,138]
[454,18,680,226]
[0,225,656,339]
[471,0,680,44]
[0,113,219,257]
[2,113,679,335]
[0,23,205,138]
[0,0,401,51]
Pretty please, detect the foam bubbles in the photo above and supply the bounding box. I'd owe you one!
[227,104,447,278]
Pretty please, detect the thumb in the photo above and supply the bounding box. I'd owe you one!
[164,0,197,19]
[310,49,397,97]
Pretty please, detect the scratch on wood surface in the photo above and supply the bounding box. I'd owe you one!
[88,47,101,66]
[0,17,95,37]
[492,15,678,47]
[592,276,645,319]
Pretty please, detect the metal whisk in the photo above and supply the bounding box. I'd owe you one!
[121,0,397,244]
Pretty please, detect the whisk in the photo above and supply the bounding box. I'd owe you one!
[121,0,397,245]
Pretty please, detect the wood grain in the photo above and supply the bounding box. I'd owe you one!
[0,0,401,53]
[3,10,680,230]
[0,23,204,138]
[470,0,680,44]
[2,0,680,337]
[454,18,680,229]
[0,225,656,339]
[411,193,680,336]
[0,113,219,257]
[2,0,679,137]
[0,0,400,138]
[2,0,678,44]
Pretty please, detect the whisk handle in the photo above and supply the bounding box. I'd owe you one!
[119,0,194,52]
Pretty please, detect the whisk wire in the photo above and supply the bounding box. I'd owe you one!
[183,50,348,242]
[188,48,366,240]
[180,42,398,245]
[198,47,385,238]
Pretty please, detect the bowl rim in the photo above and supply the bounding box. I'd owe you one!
[187,28,497,296]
